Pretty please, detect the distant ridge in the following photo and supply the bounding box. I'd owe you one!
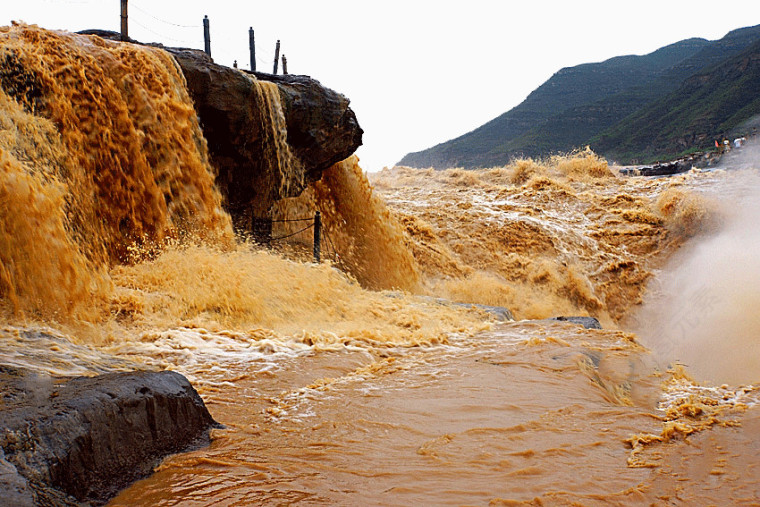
[399,25,760,168]
[593,38,760,163]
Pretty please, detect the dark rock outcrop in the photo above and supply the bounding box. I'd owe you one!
[167,47,363,236]
[548,316,603,329]
[78,30,363,239]
[0,366,218,506]
[618,157,694,177]
[451,303,514,322]
[413,295,514,322]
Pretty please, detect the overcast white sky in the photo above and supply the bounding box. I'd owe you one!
[5,1,760,171]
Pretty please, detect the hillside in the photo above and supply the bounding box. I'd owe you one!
[593,39,760,163]
[399,25,760,169]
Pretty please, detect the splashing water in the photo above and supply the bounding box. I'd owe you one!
[0,23,232,322]
[0,23,475,351]
[2,23,760,507]
[634,168,760,385]
[372,150,709,323]
[275,156,421,292]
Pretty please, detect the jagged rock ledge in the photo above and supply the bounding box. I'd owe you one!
[616,155,701,177]
[169,47,363,236]
[0,366,218,506]
[78,30,364,239]
[547,316,602,329]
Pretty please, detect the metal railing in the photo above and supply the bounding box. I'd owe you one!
[269,211,341,266]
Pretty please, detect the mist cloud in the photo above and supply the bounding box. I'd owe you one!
[633,139,760,385]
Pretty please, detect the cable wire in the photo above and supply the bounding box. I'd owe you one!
[130,2,200,28]
[271,216,316,223]
[322,229,342,265]
[130,17,196,45]
[270,223,314,242]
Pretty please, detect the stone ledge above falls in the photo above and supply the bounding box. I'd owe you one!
[168,47,364,227]
[78,29,363,234]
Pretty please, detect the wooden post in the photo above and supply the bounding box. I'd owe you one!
[282,55,288,75]
[273,40,280,74]
[120,0,128,41]
[313,211,321,263]
[249,27,256,71]
[203,15,211,57]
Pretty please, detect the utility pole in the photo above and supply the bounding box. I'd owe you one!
[120,0,128,41]
[273,40,280,74]
[203,15,211,57]
[249,27,256,72]
[313,211,321,263]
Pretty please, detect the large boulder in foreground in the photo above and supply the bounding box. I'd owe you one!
[167,47,363,233]
[0,366,217,506]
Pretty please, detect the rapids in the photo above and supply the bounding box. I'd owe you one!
[2,23,760,506]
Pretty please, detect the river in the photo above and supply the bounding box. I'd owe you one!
[1,23,759,506]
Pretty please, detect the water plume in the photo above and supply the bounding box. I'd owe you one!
[654,187,719,238]
[633,161,760,385]
[551,148,613,180]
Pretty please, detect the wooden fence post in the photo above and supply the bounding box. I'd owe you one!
[282,55,288,75]
[120,0,128,41]
[313,211,321,263]
[203,15,211,56]
[249,27,256,71]
[273,40,280,74]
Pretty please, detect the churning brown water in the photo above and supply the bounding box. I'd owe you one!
[2,23,760,506]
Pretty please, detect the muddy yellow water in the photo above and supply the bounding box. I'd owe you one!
[2,23,760,506]
[111,324,661,505]
[104,320,760,506]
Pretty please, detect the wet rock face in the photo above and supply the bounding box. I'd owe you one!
[77,30,363,235]
[167,47,363,228]
[451,302,514,322]
[549,316,603,329]
[0,448,34,507]
[0,366,218,506]
[617,157,695,177]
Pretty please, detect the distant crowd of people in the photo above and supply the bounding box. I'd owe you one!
[715,127,756,154]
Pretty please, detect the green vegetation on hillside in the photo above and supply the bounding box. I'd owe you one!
[593,40,760,163]
[399,25,760,169]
